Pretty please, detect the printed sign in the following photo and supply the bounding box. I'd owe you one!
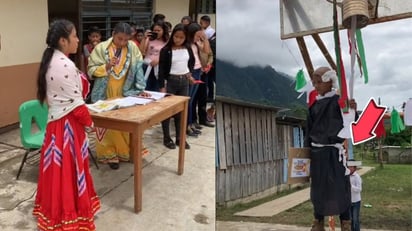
[291,158,310,178]
[288,148,311,184]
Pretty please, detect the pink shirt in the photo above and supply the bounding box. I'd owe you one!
[191,44,202,69]
[146,39,165,63]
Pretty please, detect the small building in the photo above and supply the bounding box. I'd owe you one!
[0,0,215,130]
[215,96,305,205]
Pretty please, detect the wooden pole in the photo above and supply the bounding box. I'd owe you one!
[296,36,314,78]
[379,138,384,168]
[378,97,384,168]
[311,34,337,70]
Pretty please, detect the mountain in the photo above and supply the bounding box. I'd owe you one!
[216,59,306,113]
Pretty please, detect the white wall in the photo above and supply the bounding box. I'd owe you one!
[0,0,49,67]
[154,0,191,28]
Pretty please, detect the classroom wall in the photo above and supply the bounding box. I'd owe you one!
[0,0,49,127]
[154,0,190,27]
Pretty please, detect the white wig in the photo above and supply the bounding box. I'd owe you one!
[321,70,339,89]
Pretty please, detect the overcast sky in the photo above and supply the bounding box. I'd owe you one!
[217,0,412,112]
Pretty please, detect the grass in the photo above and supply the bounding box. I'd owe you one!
[216,150,412,230]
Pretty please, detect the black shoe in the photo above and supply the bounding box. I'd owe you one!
[108,163,119,170]
[176,140,190,149]
[200,121,215,127]
[186,128,198,137]
[191,126,202,135]
[163,138,176,149]
[193,122,203,130]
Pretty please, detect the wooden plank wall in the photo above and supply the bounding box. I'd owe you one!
[216,101,295,204]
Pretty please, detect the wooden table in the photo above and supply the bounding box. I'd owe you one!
[90,95,189,213]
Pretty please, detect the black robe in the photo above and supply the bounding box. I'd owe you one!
[305,94,351,216]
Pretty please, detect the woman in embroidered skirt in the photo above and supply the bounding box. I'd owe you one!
[88,22,148,170]
[33,19,100,230]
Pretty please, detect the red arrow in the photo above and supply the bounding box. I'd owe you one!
[351,98,386,145]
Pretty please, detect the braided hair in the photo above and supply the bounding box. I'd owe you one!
[37,19,74,104]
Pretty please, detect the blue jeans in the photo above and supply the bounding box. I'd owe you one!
[207,66,215,101]
[350,201,361,231]
[188,68,201,124]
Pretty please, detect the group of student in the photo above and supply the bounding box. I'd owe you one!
[82,14,216,153]
[80,14,216,168]
[32,13,216,230]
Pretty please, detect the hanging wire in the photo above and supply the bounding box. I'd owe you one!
[282,40,302,68]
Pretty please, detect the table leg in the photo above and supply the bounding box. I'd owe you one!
[129,132,135,164]
[178,100,188,175]
[130,130,143,213]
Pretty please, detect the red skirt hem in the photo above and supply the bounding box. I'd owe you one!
[33,196,100,231]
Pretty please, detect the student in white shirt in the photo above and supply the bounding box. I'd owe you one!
[199,15,215,39]
[348,160,362,231]
[158,23,195,149]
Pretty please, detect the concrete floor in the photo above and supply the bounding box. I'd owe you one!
[216,221,398,231]
[0,123,216,231]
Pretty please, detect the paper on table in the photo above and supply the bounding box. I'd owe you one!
[87,96,153,113]
[116,96,153,107]
[87,99,119,113]
[142,90,168,100]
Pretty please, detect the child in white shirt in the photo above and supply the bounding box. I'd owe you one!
[348,159,362,231]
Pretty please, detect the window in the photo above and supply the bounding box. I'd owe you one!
[198,0,215,14]
[80,0,152,43]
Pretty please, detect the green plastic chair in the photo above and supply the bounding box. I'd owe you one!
[16,100,48,179]
[16,100,99,180]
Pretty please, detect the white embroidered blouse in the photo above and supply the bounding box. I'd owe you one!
[46,49,85,122]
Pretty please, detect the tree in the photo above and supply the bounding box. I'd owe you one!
[383,128,411,147]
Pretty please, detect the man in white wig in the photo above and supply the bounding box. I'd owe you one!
[305,66,357,231]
